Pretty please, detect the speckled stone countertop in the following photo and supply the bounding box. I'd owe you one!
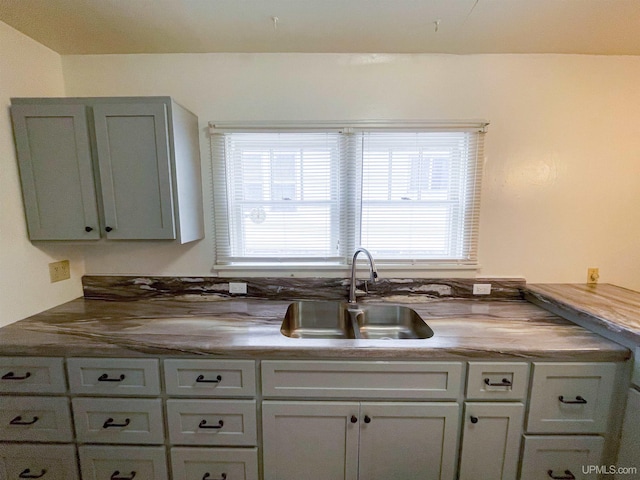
[525,283,640,349]
[0,294,629,361]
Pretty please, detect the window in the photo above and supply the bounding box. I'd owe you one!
[211,123,486,269]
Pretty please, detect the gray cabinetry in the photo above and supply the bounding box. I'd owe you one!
[11,97,204,243]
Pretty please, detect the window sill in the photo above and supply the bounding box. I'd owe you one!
[211,263,480,278]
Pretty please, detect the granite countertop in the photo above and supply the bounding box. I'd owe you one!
[526,283,640,349]
[0,295,629,361]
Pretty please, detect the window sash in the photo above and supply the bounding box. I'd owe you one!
[211,123,485,267]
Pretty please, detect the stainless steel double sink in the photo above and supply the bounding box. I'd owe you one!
[281,300,434,340]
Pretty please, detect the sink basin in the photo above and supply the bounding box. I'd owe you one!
[281,301,434,340]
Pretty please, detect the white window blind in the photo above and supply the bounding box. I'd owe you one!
[211,123,485,268]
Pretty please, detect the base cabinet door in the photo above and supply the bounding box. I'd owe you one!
[262,401,359,480]
[458,402,524,480]
[357,402,459,480]
[520,435,604,480]
[262,401,459,480]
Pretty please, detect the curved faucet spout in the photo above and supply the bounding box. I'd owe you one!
[349,247,378,304]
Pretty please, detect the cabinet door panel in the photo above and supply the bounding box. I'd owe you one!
[93,103,175,239]
[262,401,359,480]
[358,402,459,480]
[11,104,99,240]
[459,402,524,480]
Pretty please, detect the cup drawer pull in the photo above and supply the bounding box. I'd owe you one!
[484,377,512,387]
[558,395,587,404]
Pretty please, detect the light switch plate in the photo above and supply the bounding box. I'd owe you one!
[229,282,247,294]
[49,260,70,283]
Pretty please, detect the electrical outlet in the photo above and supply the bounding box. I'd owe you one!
[49,260,70,283]
[587,268,599,284]
[229,282,247,294]
[473,283,492,295]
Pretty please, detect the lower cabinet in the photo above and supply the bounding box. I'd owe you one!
[170,447,259,480]
[262,400,459,480]
[458,402,525,480]
[520,436,604,480]
[78,445,168,479]
[0,444,79,480]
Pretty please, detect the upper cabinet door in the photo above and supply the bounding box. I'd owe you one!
[93,103,175,240]
[11,104,100,240]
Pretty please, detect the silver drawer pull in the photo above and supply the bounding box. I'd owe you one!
[10,415,39,426]
[198,419,224,429]
[19,469,47,479]
[2,371,31,381]
[484,377,512,387]
[102,417,131,428]
[558,395,587,404]
[196,374,222,383]
[111,471,136,480]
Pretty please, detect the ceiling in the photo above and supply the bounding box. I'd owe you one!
[1,0,639,55]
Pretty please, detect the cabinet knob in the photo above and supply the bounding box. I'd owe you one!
[547,470,575,480]
[364,415,371,424]
[85,226,94,232]
[105,226,113,232]
[470,416,479,424]
[350,415,358,423]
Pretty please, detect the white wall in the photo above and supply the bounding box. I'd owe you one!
[0,21,86,326]
[60,53,640,291]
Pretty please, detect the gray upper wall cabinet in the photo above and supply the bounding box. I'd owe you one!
[10,97,204,244]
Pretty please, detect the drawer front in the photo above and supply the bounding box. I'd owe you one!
[520,435,604,480]
[164,359,256,397]
[166,399,257,446]
[73,397,164,444]
[0,396,73,442]
[0,357,65,393]
[0,444,79,480]
[79,445,168,480]
[466,362,529,400]
[262,361,464,399]
[67,358,160,396]
[170,447,259,480]
[527,362,617,433]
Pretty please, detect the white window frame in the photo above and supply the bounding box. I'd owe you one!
[210,121,487,276]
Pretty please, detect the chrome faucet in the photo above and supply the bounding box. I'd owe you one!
[349,247,378,304]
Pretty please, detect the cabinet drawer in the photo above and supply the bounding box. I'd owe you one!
[79,445,168,480]
[67,358,160,396]
[527,362,617,433]
[73,397,164,444]
[166,399,257,446]
[0,357,65,393]
[0,444,79,480]
[0,396,73,442]
[164,359,256,397]
[520,435,604,480]
[170,447,259,480]
[466,362,529,400]
[262,361,463,399]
